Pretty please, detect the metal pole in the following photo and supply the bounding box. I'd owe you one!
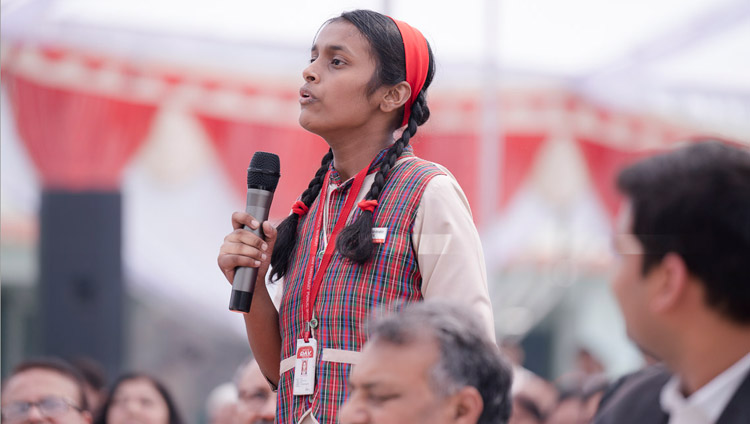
[480,0,502,226]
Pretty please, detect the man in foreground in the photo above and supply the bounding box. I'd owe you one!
[596,140,750,423]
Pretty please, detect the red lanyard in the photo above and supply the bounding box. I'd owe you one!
[302,164,371,341]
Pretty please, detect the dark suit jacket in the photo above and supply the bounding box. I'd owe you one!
[593,363,750,424]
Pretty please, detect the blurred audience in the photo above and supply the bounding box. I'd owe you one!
[69,357,109,416]
[339,300,513,424]
[507,342,610,424]
[205,382,238,424]
[509,369,558,424]
[1,357,93,424]
[595,140,750,423]
[93,373,184,424]
[235,358,276,424]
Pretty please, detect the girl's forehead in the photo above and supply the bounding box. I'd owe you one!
[312,20,366,51]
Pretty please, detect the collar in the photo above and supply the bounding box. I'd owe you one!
[660,351,750,423]
[328,146,413,186]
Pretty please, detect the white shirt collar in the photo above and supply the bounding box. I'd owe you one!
[660,351,750,424]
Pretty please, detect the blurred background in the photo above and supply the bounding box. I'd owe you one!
[2,0,749,422]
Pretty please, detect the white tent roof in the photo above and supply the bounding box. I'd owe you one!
[3,0,748,82]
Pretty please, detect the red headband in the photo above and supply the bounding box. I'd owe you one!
[389,17,430,128]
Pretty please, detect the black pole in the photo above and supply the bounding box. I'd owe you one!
[39,190,124,380]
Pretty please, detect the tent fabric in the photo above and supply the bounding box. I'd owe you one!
[3,70,157,190]
[0,42,718,221]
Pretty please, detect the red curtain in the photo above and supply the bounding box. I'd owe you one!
[498,134,547,208]
[4,72,157,190]
[577,137,656,222]
[413,132,547,215]
[412,131,480,210]
[197,115,330,221]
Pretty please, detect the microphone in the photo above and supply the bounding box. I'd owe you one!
[229,152,281,313]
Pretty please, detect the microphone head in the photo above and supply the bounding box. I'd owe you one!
[247,152,280,191]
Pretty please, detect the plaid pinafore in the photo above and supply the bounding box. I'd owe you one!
[276,149,444,424]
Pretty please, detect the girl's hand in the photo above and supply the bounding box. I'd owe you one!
[217,211,278,284]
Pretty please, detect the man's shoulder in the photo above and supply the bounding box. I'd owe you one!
[593,364,671,424]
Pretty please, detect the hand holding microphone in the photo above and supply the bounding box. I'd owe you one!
[220,152,281,313]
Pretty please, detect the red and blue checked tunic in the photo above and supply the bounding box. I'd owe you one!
[276,149,445,424]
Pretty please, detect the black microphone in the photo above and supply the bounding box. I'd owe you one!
[229,152,280,313]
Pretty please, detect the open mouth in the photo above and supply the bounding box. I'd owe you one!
[299,89,316,105]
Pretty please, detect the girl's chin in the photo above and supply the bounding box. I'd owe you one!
[298,118,323,136]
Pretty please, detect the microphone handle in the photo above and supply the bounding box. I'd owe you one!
[229,188,274,313]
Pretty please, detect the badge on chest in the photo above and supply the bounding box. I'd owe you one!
[293,338,317,396]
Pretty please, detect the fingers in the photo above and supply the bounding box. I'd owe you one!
[217,252,258,283]
[224,228,269,252]
[231,211,260,231]
[262,221,277,247]
[219,218,277,284]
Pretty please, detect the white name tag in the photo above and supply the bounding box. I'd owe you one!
[371,227,388,244]
[293,338,317,396]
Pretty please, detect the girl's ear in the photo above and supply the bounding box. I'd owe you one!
[380,81,411,113]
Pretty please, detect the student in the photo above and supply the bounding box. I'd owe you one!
[218,9,493,424]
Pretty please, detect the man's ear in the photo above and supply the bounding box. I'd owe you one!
[380,81,411,113]
[450,386,483,424]
[650,252,689,313]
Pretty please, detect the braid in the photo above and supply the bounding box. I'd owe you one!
[270,149,333,280]
[336,93,430,263]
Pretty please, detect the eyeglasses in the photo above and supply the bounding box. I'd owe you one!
[239,389,273,409]
[1,396,83,422]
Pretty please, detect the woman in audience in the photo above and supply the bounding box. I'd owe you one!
[94,373,184,424]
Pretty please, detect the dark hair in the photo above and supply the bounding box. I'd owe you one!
[5,357,90,411]
[70,356,108,391]
[271,9,436,278]
[94,373,184,424]
[617,139,750,323]
[368,301,513,424]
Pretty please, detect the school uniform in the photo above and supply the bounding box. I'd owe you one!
[275,148,493,424]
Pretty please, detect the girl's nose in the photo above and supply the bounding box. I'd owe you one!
[302,64,318,83]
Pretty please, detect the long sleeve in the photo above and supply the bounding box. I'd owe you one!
[411,171,496,341]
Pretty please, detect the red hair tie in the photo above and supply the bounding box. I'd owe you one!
[388,17,430,127]
[292,200,309,216]
[358,199,378,213]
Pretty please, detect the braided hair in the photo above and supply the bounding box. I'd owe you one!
[271,10,435,279]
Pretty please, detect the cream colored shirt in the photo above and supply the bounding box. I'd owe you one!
[660,352,750,424]
[270,159,495,342]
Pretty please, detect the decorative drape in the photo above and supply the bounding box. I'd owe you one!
[3,71,157,190]
[577,137,657,222]
[197,114,330,220]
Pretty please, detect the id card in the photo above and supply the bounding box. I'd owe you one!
[371,227,388,244]
[293,338,317,396]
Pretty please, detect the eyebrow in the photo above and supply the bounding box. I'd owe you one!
[310,44,351,55]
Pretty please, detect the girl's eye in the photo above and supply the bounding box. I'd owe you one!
[309,57,318,64]
[331,58,344,66]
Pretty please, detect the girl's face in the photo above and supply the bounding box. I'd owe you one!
[106,378,170,424]
[299,20,386,139]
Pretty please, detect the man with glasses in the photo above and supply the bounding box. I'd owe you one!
[235,357,276,424]
[1,358,92,424]
[338,301,513,424]
[595,140,750,423]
